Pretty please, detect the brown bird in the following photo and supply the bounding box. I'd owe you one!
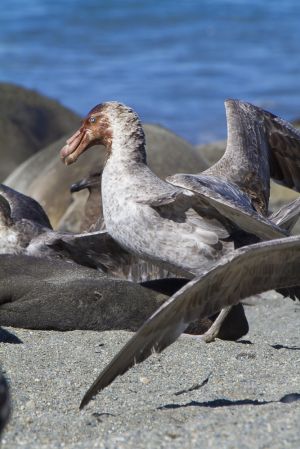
[70,171,105,232]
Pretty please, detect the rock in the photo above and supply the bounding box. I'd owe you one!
[145,124,208,178]
[0,83,80,181]
[195,140,226,166]
[5,125,208,228]
[57,188,90,232]
[269,182,300,211]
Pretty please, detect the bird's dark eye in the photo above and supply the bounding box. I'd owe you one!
[89,116,96,123]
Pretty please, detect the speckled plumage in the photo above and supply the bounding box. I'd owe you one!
[59,100,300,408]
[97,104,231,276]
[92,101,299,277]
[102,147,230,277]
[0,184,177,281]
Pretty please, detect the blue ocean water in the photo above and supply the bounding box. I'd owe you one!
[1,0,300,143]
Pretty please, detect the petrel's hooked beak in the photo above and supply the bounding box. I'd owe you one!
[60,104,113,165]
[60,125,95,166]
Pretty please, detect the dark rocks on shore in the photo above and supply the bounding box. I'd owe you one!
[195,140,226,167]
[0,83,80,181]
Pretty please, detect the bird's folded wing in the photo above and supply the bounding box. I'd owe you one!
[80,234,300,409]
[46,230,177,281]
[136,187,230,241]
[136,189,193,207]
[46,230,131,271]
[167,173,287,240]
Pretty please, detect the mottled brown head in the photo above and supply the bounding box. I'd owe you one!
[60,103,113,166]
[60,101,146,165]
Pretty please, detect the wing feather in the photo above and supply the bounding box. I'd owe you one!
[46,230,178,281]
[80,234,300,408]
[205,100,300,213]
[167,173,286,240]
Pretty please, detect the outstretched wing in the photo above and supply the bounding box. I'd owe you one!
[266,111,300,190]
[80,234,300,409]
[205,100,300,214]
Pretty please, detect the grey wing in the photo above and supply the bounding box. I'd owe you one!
[205,100,300,214]
[80,234,300,408]
[136,188,193,206]
[46,230,177,281]
[46,230,133,272]
[167,173,287,240]
[266,111,300,190]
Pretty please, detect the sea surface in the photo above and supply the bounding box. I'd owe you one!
[1,0,300,144]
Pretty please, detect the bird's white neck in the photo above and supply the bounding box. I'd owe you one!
[108,114,147,165]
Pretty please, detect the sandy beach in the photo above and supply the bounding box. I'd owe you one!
[1,292,299,449]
